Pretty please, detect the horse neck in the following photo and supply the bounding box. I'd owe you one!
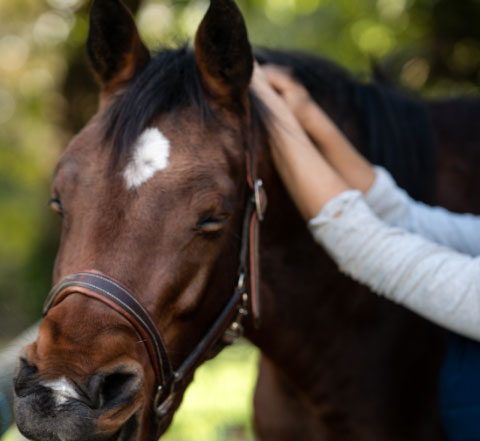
[243,81,445,408]
[426,97,480,214]
[242,137,368,396]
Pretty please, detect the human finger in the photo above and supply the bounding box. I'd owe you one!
[262,65,299,93]
[252,63,285,103]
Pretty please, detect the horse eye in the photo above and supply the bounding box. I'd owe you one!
[195,215,227,234]
[48,197,64,217]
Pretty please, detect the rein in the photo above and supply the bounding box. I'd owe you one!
[42,139,267,421]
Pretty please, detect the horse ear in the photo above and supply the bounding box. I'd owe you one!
[87,0,150,94]
[194,0,253,107]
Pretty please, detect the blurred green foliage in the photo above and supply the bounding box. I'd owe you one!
[162,343,258,441]
[2,0,480,337]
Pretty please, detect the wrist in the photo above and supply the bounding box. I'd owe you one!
[297,100,319,131]
[301,101,339,142]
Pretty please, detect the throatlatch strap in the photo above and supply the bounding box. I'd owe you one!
[249,211,261,327]
[244,134,267,328]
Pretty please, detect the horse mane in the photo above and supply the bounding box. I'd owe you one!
[104,46,435,202]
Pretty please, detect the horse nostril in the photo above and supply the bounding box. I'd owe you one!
[102,372,136,403]
[14,358,38,397]
[89,370,143,409]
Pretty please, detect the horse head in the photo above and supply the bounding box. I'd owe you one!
[13,1,264,440]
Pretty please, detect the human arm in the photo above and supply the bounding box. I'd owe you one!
[263,65,480,256]
[365,166,480,256]
[261,65,376,194]
[310,190,480,340]
[252,64,480,340]
[251,64,349,220]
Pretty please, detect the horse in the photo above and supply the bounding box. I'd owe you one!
[13,0,480,440]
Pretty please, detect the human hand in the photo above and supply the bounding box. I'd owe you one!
[253,63,374,199]
[252,62,311,144]
[252,63,350,219]
[260,65,314,126]
[251,63,297,122]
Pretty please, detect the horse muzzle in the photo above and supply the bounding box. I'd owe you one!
[13,356,144,441]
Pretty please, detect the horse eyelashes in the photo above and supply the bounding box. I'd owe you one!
[195,214,228,234]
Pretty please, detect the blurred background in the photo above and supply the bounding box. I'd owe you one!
[1,0,480,439]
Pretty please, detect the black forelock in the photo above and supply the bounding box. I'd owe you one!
[103,46,214,163]
[103,45,272,166]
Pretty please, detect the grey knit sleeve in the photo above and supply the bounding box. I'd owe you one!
[364,166,480,256]
[309,190,480,341]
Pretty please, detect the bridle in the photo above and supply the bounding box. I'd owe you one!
[42,176,266,423]
[42,129,267,424]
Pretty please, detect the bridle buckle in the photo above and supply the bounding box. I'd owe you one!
[223,275,249,344]
[254,179,267,222]
[154,372,180,418]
